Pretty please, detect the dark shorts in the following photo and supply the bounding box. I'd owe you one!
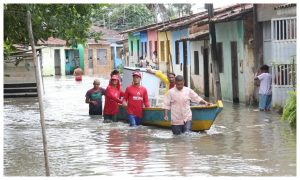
[171,121,192,135]
[103,114,117,123]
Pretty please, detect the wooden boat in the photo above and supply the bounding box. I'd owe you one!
[117,100,223,131]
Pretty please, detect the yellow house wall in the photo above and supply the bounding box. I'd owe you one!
[158,31,172,73]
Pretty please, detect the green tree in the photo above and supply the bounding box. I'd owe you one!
[4,4,106,56]
[91,4,156,31]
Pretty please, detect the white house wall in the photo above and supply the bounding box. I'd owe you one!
[42,47,66,76]
[190,41,205,94]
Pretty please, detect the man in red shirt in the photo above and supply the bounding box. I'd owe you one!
[122,71,150,126]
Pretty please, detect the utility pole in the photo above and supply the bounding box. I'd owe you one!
[205,4,222,101]
[26,11,50,176]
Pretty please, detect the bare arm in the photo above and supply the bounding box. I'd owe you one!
[164,109,169,121]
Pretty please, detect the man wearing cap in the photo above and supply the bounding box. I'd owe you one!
[85,79,106,115]
[122,71,150,126]
[103,75,124,122]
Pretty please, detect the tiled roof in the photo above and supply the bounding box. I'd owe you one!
[37,37,66,46]
[90,26,122,41]
[274,3,296,10]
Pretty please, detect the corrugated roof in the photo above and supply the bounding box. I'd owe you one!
[194,4,253,26]
[179,30,209,41]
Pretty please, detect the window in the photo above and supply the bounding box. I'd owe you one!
[111,47,114,60]
[130,41,133,56]
[137,40,140,59]
[97,49,107,65]
[167,40,170,62]
[160,41,165,61]
[116,47,122,59]
[88,49,93,68]
[216,42,224,73]
[149,41,153,59]
[272,17,296,41]
[141,41,144,58]
[144,42,147,58]
[194,51,199,75]
[175,41,180,64]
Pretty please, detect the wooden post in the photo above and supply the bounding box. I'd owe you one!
[26,11,50,176]
[206,4,222,101]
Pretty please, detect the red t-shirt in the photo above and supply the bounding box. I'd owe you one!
[103,85,124,115]
[123,85,150,118]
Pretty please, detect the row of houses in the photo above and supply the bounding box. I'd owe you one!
[120,3,296,107]
[36,26,124,78]
[4,26,124,97]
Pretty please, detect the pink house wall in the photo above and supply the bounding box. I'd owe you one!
[147,31,158,59]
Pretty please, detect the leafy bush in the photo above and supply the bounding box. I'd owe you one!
[282,91,296,128]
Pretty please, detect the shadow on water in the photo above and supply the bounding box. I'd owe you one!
[3,76,296,176]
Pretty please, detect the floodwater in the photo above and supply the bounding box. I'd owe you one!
[3,76,296,176]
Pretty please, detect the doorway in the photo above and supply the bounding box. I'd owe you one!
[54,49,61,75]
[231,41,239,103]
[203,48,209,97]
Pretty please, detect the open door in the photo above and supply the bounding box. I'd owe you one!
[231,41,239,103]
[54,49,61,75]
[183,41,188,87]
[203,48,209,97]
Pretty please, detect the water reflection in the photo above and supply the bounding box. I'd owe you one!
[126,129,149,174]
[107,129,122,158]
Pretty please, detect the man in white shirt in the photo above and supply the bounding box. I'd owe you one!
[254,65,272,111]
[163,75,211,135]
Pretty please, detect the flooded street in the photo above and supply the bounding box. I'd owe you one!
[3,76,296,176]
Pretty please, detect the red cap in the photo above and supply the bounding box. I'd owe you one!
[132,71,141,78]
[111,75,119,80]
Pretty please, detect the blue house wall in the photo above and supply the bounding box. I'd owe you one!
[171,29,190,65]
[140,31,148,59]
[111,43,123,69]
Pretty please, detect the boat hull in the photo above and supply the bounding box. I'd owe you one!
[117,100,223,131]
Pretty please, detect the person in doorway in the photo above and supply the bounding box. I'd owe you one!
[254,64,272,111]
[85,79,106,115]
[103,75,124,122]
[146,68,176,94]
[73,66,83,81]
[122,71,150,126]
[163,75,211,135]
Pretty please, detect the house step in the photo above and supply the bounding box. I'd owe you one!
[4,83,38,98]
[4,87,37,93]
[4,83,37,88]
[4,92,38,98]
